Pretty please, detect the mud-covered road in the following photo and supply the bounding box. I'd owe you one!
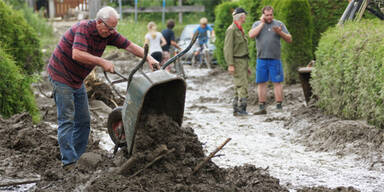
[180,66,384,191]
[1,21,383,192]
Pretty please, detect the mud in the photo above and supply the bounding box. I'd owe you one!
[0,112,287,192]
[84,114,288,192]
[1,21,381,191]
[285,103,384,169]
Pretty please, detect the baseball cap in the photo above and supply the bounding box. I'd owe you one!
[232,8,248,16]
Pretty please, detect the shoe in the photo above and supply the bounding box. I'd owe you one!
[253,103,267,115]
[236,110,249,116]
[62,162,76,171]
[276,102,283,110]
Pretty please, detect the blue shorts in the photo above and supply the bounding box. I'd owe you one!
[256,59,284,83]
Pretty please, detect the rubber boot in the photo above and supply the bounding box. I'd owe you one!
[253,102,267,115]
[232,97,239,116]
[237,98,249,116]
[276,102,283,110]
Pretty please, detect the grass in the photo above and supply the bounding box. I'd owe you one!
[104,14,204,56]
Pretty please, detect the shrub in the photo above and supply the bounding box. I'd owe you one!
[0,46,40,123]
[0,0,43,75]
[308,0,348,57]
[276,0,313,84]
[311,19,384,128]
[213,1,239,68]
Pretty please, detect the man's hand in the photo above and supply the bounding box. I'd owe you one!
[260,14,266,23]
[273,24,283,34]
[148,56,160,71]
[228,65,235,74]
[102,59,114,73]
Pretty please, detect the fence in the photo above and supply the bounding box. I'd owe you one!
[54,0,88,17]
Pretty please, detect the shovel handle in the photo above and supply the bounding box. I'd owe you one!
[161,31,199,70]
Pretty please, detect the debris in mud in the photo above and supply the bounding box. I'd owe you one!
[285,104,384,160]
[85,114,289,192]
[0,112,288,191]
[297,186,359,192]
[85,70,124,109]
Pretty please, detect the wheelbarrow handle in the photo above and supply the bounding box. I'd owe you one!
[161,31,199,70]
[103,70,127,99]
[127,43,149,89]
[103,71,129,85]
[103,44,149,98]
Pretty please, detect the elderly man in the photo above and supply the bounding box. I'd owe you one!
[47,6,159,169]
[224,8,249,116]
[249,6,292,114]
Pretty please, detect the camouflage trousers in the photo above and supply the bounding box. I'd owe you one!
[232,57,249,98]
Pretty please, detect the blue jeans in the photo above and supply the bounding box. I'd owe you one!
[49,76,90,165]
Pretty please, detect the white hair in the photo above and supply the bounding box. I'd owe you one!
[233,13,246,21]
[96,6,120,21]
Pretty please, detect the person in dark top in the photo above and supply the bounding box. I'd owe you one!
[161,19,181,67]
[47,6,159,169]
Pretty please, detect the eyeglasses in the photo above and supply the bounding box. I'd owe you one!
[100,19,116,32]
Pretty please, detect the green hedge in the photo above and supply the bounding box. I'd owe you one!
[277,0,313,84]
[0,46,40,123]
[0,0,43,75]
[311,19,384,128]
[308,0,348,58]
[4,0,53,37]
[213,1,240,68]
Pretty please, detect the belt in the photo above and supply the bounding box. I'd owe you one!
[233,55,249,59]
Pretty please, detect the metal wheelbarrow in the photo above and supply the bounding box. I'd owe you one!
[104,32,198,158]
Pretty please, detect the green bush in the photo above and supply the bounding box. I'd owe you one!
[308,0,348,57]
[213,1,239,68]
[311,19,384,128]
[0,0,43,75]
[276,0,313,84]
[0,46,40,123]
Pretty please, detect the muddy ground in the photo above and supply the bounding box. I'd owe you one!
[1,21,383,192]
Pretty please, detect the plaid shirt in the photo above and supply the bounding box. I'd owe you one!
[48,20,130,89]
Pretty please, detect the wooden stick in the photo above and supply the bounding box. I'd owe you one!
[117,155,138,175]
[192,138,231,175]
[129,148,175,178]
[0,177,41,187]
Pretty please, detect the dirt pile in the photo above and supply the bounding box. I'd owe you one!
[0,112,289,191]
[84,113,288,191]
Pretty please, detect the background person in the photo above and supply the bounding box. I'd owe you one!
[192,17,215,68]
[145,21,166,64]
[224,8,249,116]
[161,19,181,66]
[248,5,292,114]
[47,6,159,169]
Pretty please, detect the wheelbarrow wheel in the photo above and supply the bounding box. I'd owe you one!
[107,107,127,146]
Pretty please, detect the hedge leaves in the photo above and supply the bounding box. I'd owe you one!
[312,20,384,128]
